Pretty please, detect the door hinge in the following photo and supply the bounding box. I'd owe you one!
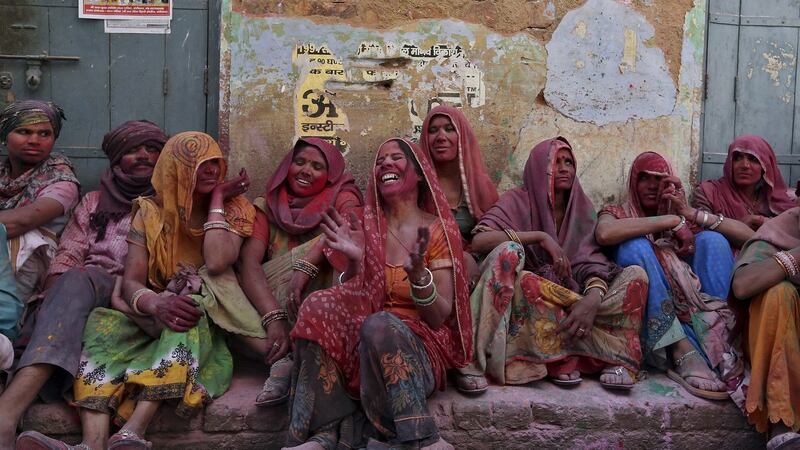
[703,73,709,100]
[163,68,168,96]
[203,66,208,96]
[733,75,738,102]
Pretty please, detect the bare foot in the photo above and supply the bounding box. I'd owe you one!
[556,370,581,381]
[281,442,326,450]
[421,437,454,450]
[600,366,634,386]
[455,373,488,394]
[673,348,725,392]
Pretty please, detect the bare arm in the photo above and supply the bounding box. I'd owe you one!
[237,237,281,315]
[731,244,799,299]
[413,266,453,329]
[595,213,681,246]
[203,197,244,275]
[471,229,550,255]
[0,197,64,238]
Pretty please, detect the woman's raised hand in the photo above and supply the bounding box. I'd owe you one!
[320,209,364,263]
[403,227,430,283]
[539,234,572,280]
[212,168,250,202]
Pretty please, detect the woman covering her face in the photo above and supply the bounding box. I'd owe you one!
[595,152,742,401]
[283,138,471,450]
[460,137,648,394]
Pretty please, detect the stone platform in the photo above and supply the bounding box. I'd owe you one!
[20,361,764,449]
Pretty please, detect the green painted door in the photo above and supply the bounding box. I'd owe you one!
[0,0,220,191]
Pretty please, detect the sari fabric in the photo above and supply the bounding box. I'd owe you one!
[420,105,498,219]
[291,138,472,396]
[0,153,78,212]
[478,137,620,290]
[734,209,800,432]
[265,137,363,236]
[132,132,254,290]
[694,135,794,221]
[600,152,740,378]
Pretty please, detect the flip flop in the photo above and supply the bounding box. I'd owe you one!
[666,369,729,401]
[454,373,489,395]
[107,429,152,450]
[767,431,800,450]
[549,376,582,387]
[600,366,635,391]
[16,431,90,450]
[255,354,293,407]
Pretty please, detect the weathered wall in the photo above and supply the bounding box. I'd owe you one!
[220,0,705,206]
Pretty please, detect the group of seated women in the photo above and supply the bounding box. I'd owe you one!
[0,99,798,450]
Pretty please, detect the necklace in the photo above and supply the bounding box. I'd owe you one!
[387,215,421,255]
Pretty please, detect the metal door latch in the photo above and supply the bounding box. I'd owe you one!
[0,73,11,90]
[0,54,79,91]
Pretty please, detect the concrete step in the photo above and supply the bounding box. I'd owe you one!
[20,362,764,449]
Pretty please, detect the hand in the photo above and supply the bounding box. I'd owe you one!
[320,209,364,264]
[286,270,310,318]
[559,289,601,342]
[657,176,686,216]
[539,234,571,280]
[211,168,250,202]
[404,227,431,283]
[110,276,126,312]
[673,223,695,258]
[464,252,480,291]
[264,319,289,365]
[741,214,767,230]
[152,294,202,332]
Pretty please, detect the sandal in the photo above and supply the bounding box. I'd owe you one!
[767,431,800,450]
[16,431,91,450]
[255,354,293,407]
[549,370,582,387]
[600,365,635,391]
[107,429,152,450]
[666,350,728,401]
[454,373,488,395]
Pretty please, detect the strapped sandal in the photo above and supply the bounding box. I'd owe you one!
[16,431,91,450]
[767,431,800,450]
[600,366,635,391]
[255,354,293,407]
[107,429,152,450]
[454,373,488,395]
[666,350,729,401]
[549,370,582,387]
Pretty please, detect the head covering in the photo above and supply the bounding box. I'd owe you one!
[90,120,168,241]
[291,138,472,396]
[478,137,619,289]
[696,135,794,220]
[620,151,674,219]
[0,100,65,143]
[132,132,254,290]
[264,137,363,236]
[420,105,498,219]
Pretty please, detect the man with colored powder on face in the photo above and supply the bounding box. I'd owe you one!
[0,120,167,450]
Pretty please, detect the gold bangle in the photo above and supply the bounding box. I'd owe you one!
[504,228,522,245]
[131,288,154,316]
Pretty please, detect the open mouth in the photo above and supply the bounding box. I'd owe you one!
[295,178,312,186]
[380,173,400,184]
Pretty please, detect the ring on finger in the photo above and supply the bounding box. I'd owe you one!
[577,327,586,335]
[272,342,280,348]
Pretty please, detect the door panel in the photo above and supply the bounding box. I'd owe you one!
[165,9,208,134]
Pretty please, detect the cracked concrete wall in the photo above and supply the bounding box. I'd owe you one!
[220,0,703,207]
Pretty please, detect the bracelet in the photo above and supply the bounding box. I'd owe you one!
[504,228,522,245]
[261,308,288,329]
[785,251,800,275]
[410,267,434,290]
[209,208,225,215]
[691,209,700,225]
[773,253,794,277]
[701,211,709,228]
[411,284,438,307]
[582,277,608,296]
[292,259,320,279]
[203,220,231,232]
[131,288,154,316]
[775,251,800,277]
[708,213,724,231]
[671,215,686,232]
[339,272,347,284]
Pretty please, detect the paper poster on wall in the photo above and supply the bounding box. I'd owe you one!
[104,18,170,34]
[79,0,172,20]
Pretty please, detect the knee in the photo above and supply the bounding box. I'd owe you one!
[695,231,730,253]
[359,311,395,344]
[616,238,653,266]
[757,282,799,313]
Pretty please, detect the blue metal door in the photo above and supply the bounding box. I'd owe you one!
[0,0,220,191]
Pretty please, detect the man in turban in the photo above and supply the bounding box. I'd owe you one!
[0,120,167,449]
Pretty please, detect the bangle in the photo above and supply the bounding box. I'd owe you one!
[691,209,700,224]
[410,267,434,290]
[775,251,800,277]
[131,288,154,316]
[339,272,347,284]
[203,220,231,232]
[293,259,319,279]
[701,211,709,228]
[504,228,522,245]
[209,208,225,215]
[261,309,288,329]
[411,284,438,307]
[582,277,608,296]
[708,213,724,231]
[671,215,686,232]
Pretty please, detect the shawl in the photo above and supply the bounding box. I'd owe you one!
[291,138,472,396]
[0,153,78,210]
[91,120,167,241]
[265,138,362,235]
[132,132,254,291]
[0,100,65,142]
[601,152,736,373]
[478,137,620,290]
[695,135,794,220]
[420,105,498,218]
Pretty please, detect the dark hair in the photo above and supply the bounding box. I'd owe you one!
[393,139,429,207]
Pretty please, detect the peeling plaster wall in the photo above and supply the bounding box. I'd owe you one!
[220,0,704,207]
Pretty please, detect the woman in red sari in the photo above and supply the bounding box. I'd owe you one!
[284,138,471,450]
[692,135,794,249]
